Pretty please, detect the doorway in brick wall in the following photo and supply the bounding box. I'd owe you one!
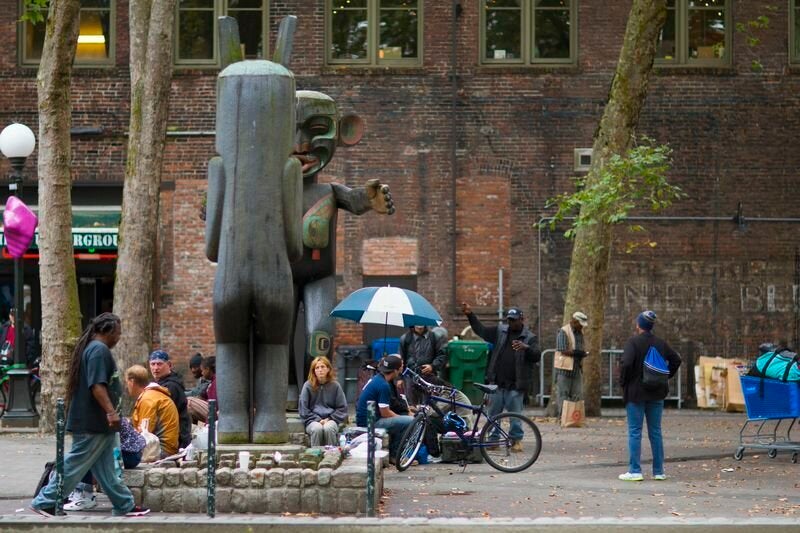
[361,275,417,348]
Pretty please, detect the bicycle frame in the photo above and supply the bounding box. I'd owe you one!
[403,368,510,450]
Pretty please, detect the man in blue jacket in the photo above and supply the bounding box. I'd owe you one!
[461,303,541,451]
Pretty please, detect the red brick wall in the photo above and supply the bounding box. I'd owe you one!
[1,0,799,382]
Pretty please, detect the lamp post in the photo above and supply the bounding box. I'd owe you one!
[0,123,38,427]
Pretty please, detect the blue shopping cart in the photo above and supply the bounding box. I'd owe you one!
[734,375,800,463]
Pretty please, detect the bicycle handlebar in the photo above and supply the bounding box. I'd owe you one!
[401,367,457,399]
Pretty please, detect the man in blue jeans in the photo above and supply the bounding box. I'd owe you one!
[31,313,148,517]
[356,354,414,460]
[619,310,682,481]
[462,303,540,451]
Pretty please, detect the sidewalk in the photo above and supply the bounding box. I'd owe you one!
[0,409,797,530]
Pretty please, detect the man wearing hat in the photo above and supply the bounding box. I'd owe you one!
[554,311,589,417]
[356,354,414,459]
[618,310,681,481]
[461,303,541,451]
[148,350,192,449]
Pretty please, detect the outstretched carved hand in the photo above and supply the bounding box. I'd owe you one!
[366,179,395,215]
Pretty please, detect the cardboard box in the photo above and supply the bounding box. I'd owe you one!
[695,357,745,410]
[724,362,747,412]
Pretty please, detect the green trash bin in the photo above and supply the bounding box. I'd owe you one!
[446,340,490,405]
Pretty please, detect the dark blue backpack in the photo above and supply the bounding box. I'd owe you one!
[642,345,669,389]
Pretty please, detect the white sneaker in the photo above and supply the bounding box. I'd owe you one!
[428,455,442,464]
[64,493,97,511]
[653,474,667,481]
[618,472,644,481]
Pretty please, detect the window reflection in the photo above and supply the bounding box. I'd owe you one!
[329,0,420,64]
[688,10,725,59]
[331,8,368,60]
[379,3,418,59]
[656,2,676,60]
[24,0,112,64]
[483,0,573,64]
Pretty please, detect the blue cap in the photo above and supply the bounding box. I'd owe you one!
[506,307,523,320]
[148,350,170,362]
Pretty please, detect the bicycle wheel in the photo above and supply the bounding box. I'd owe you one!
[396,413,427,471]
[479,412,542,473]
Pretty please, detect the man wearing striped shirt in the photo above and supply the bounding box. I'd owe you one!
[554,311,588,416]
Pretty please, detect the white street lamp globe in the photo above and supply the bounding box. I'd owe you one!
[0,123,36,159]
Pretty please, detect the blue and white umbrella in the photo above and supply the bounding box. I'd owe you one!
[330,286,442,328]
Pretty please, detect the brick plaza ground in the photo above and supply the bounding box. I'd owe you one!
[0,408,797,531]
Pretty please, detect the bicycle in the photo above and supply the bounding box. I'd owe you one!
[395,368,542,473]
[0,356,41,417]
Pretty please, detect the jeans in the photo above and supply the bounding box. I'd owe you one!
[32,432,135,515]
[487,388,524,442]
[375,415,414,457]
[625,400,665,475]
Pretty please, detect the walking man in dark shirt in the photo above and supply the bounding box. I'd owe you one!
[461,303,540,451]
[31,313,148,517]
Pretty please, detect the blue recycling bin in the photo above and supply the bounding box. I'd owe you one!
[371,337,401,359]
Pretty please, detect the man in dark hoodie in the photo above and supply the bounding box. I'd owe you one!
[148,350,191,449]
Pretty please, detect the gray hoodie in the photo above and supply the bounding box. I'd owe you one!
[298,380,347,425]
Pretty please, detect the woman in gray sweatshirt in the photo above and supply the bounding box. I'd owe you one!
[299,356,348,446]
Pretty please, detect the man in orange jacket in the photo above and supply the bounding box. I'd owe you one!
[125,365,179,457]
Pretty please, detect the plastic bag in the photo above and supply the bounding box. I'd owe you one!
[139,418,161,463]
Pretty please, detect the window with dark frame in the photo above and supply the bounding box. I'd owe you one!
[175,0,267,66]
[21,0,115,66]
[481,0,576,65]
[656,0,729,66]
[327,0,421,66]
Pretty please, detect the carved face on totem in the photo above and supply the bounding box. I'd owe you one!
[294,90,364,180]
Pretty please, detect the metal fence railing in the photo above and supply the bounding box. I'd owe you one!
[537,349,682,408]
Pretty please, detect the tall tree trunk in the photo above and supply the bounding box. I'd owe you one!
[563,0,667,417]
[113,0,176,379]
[36,0,83,434]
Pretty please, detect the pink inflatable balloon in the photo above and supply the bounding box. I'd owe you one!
[3,196,38,258]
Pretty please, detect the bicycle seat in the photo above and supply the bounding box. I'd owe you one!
[474,383,498,394]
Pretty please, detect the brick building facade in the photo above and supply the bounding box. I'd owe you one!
[1,1,799,399]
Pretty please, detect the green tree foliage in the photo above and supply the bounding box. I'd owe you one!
[543,137,685,251]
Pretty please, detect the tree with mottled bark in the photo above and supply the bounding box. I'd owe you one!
[34,0,83,434]
[113,0,177,380]
[544,0,682,417]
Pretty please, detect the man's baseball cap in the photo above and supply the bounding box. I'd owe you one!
[149,350,170,362]
[572,311,588,327]
[379,354,403,371]
[506,307,523,320]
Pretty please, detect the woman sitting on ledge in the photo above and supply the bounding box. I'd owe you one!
[299,356,347,446]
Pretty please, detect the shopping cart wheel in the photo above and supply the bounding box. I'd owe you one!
[734,447,744,461]
[768,448,778,459]
[792,452,798,464]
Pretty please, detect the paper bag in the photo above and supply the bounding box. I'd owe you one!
[561,400,585,428]
[554,352,574,371]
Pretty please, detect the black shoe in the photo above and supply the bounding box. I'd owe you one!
[30,505,57,518]
[125,505,150,517]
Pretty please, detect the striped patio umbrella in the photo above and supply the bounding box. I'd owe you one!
[330,286,442,329]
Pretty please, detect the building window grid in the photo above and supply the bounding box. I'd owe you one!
[657,0,730,66]
[20,0,116,66]
[326,0,423,67]
[480,0,576,66]
[175,0,268,67]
